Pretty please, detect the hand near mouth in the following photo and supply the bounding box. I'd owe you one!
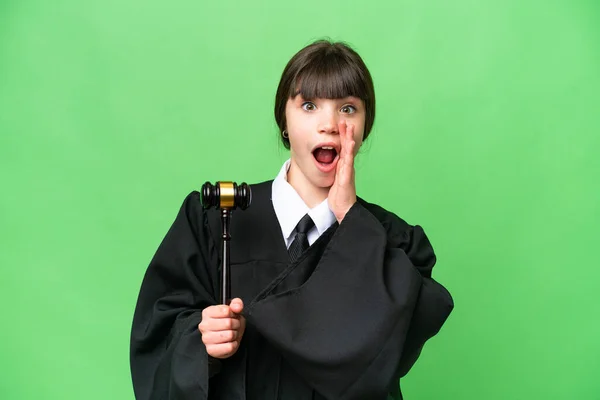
[328,121,357,223]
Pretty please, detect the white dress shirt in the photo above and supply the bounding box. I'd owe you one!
[272,160,337,248]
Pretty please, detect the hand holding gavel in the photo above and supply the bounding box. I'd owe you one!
[199,298,246,359]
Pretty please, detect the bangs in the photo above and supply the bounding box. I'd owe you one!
[290,53,369,101]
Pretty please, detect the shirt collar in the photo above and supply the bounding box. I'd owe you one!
[272,160,336,241]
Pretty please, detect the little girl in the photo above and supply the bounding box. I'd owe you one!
[130,39,453,400]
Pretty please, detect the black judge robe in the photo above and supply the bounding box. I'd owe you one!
[130,181,453,400]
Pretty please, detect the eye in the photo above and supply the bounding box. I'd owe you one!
[301,101,316,111]
[340,105,356,114]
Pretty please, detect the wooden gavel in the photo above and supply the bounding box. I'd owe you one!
[201,181,251,305]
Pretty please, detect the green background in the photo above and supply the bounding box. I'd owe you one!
[1,0,599,399]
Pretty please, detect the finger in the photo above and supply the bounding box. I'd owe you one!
[348,141,356,182]
[338,121,348,157]
[205,341,240,359]
[229,298,244,314]
[338,120,347,138]
[202,304,237,319]
[199,317,241,333]
[337,126,354,184]
[346,140,356,166]
[345,124,355,158]
[202,329,238,345]
[337,121,347,168]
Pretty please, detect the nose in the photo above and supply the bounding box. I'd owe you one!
[318,109,339,134]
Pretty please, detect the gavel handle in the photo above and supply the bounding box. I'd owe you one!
[221,209,231,305]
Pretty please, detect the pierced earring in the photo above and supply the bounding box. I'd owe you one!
[282,130,289,139]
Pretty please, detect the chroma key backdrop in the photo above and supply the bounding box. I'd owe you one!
[1,0,598,399]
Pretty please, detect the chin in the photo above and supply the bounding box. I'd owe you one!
[313,176,335,189]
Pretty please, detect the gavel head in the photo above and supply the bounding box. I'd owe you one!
[201,181,252,210]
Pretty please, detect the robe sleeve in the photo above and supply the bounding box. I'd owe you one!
[130,192,220,400]
[245,201,453,400]
[396,225,454,378]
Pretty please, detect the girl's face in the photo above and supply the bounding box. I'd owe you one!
[285,95,365,195]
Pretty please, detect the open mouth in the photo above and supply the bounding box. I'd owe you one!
[312,145,339,171]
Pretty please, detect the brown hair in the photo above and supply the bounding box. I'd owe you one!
[274,40,376,149]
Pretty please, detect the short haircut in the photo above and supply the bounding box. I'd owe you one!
[274,40,376,149]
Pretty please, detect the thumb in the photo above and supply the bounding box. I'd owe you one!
[229,298,244,314]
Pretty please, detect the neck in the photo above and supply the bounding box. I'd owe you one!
[287,164,329,209]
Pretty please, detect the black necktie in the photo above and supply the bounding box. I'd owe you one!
[288,214,315,262]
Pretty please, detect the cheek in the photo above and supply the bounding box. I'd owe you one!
[285,115,302,139]
[354,127,364,141]
[354,116,366,138]
[287,132,308,156]
[287,121,311,149]
[353,125,365,143]
[352,124,365,155]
